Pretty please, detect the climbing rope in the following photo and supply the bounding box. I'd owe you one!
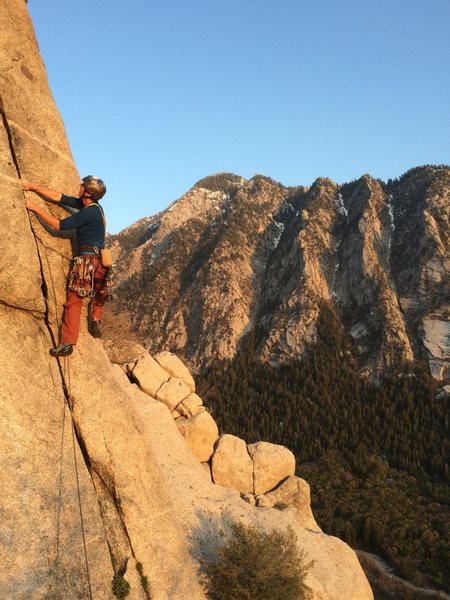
[32,229,73,263]
[26,212,94,599]
[66,356,94,600]
[47,392,67,595]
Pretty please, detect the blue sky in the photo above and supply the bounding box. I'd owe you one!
[29,0,449,233]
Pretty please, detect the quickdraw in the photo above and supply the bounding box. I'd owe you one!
[68,256,97,297]
[68,255,115,299]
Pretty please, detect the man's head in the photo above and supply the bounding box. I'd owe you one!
[81,175,107,200]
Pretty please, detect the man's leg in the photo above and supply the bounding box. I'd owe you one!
[91,294,106,321]
[90,262,107,338]
[60,289,84,345]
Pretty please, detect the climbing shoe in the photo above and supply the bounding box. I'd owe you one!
[90,320,102,339]
[49,343,73,358]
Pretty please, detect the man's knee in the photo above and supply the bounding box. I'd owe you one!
[64,290,83,310]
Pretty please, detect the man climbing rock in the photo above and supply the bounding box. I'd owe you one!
[21,176,110,357]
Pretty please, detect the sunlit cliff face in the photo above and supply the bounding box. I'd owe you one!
[105,167,450,380]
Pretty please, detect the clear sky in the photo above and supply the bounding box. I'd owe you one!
[28,0,449,233]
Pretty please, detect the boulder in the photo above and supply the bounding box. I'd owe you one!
[176,411,219,462]
[154,351,196,391]
[130,353,169,398]
[104,338,146,366]
[177,392,203,417]
[211,434,253,493]
[247,441,296,494]
[266,476,321,531]
[156,377,192,412]
[255,494,273,508]
[241,493,256,506]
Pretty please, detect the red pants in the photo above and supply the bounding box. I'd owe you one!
[60,257,107,345]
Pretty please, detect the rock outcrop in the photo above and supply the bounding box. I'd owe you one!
[211,434,254,493]
[1,1,373,599]
[105,348,374,600]
[265,476,320,531]
[247,441,296,495]
[176,410,219,462]
[106,167,449,380]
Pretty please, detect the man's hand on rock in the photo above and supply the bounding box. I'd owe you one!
[26,198,38,212]
[24,199,60,230]
[20,180,62,203]
[20,179,33,191]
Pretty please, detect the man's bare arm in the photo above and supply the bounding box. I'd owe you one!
[20,179,62,202]
[26,199,60,230]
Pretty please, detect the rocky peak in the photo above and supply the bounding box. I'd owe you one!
[106,165,449,379]
[193,171,246,193]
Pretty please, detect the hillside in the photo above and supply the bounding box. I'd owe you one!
[104,166,450,382]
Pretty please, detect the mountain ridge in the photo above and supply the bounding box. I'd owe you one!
[104,165,450,381]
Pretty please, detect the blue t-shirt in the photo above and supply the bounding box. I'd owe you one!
[59,195,105,251]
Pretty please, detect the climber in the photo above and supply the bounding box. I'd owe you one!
[21,176,110,357]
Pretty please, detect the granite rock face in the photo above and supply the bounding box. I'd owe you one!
[106,168,449,380]
[175,409,219,462]
[155,350,196,390]
[0,306,112,600]
[0,2,373,599]
[1,2,112,597]
[130,353,169,397]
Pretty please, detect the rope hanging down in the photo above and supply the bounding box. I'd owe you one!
[66,357,94,600]
[47,386,66,594]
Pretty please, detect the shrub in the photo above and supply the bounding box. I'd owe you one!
[111,573,130,599]
[204,521,313,600]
